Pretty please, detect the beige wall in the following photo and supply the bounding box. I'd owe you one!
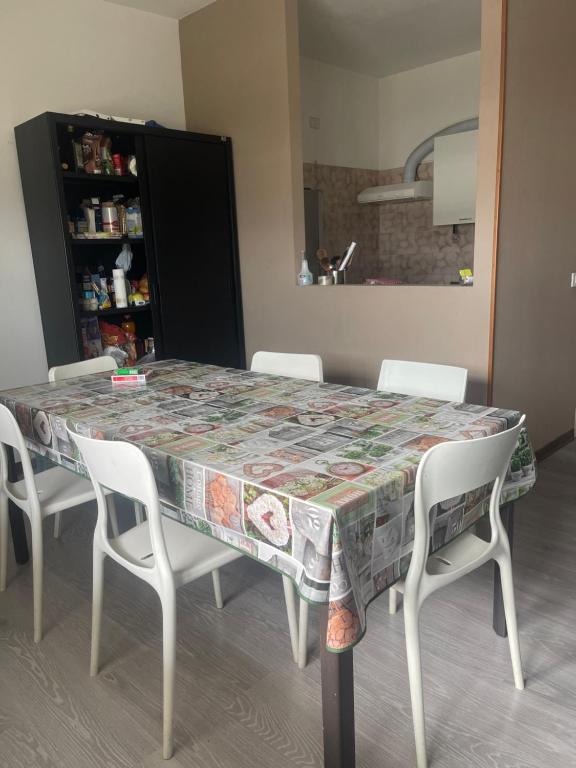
[493,0,576,449]
[0,0,185,390]
[301,50,480,172]
[301,57,380,169]
[379,51,481,170]
[179,0,503,402]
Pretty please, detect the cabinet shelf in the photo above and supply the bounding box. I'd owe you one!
[15,111,244,369]
[62,171,138,184]
[80,304,151,317]
[70,236,144,245]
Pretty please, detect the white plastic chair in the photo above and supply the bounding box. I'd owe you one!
[379,359,468,617]
[392,416,526,768]
[48,357,135,538]
[250,351,324,669]
[48,355,117,383]
[0,404,107,642]
[377,359,468,402]
[250,351,323,383]
[69,429,244,760]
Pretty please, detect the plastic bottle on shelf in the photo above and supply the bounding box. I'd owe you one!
[297,251,313,286]
[126,200,142,237]
[113,268,129,309]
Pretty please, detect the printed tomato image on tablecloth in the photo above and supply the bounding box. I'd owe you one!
[204,471,243,532]
[243,484,292,551]
[327,593,362,650]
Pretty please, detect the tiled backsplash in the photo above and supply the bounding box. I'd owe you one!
[303,161,474,285]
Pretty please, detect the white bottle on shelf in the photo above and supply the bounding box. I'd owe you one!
[113,268,129,308]
[297,251,313,286]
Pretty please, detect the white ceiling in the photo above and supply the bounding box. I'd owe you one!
[298,0,482,78]
[103,0,481,78]
[102,0,215,20]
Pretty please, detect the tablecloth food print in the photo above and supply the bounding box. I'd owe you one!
[0,360,536,651]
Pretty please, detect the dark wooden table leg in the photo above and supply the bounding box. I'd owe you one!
[7,446,29,564]
[493,501,514,637]
[319,605,356,768]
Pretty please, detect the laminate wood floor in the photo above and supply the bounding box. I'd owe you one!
[1,445,575,768]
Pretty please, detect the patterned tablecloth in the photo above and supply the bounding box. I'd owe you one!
[0,360,536,651]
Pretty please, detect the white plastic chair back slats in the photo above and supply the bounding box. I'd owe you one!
[418,417,525,517]
[2,404,100,643]
[409,416,525,592]
[48,356,117,382]
[48,356,138,540]
[377,359,467,402]
[67,431,171,584]
[250,351,324,382]
[0,405,39,515]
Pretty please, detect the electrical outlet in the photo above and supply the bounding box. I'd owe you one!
[571,272,576,288]
[309,116,321,130]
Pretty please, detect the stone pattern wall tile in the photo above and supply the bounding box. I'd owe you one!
[304,161,475,285]
[303,162,380,283]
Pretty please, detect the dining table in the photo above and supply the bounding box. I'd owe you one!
[0,359,537,768]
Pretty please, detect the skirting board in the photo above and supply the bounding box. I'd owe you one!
[535,430,574,463]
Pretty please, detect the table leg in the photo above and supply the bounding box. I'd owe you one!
[319,604,356,768]
[493,501,514,637]
[7,447,29,565]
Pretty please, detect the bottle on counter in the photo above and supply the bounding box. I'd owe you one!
[297,251,313,286]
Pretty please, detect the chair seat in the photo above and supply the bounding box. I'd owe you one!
[111,517,244,587]
[393,532,490,593]
[427,532,490,575]
[9,466,98,517]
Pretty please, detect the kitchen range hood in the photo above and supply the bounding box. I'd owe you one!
[357,118,479,206]
[357,180,432,204]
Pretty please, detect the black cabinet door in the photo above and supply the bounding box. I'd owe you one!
[142,135,244,368]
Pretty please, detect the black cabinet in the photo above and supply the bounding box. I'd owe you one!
[15,112,245,369]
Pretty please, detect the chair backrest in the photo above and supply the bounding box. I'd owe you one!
[410,415,526,579]
[67,429,172,580]
[0,404,40,515]
[377,359,467,402]
[250,351,324,382]
[48,356,117,382]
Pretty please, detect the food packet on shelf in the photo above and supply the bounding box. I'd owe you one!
[102,346,128,368]
[99,320,137,366]
[80,316,103,359]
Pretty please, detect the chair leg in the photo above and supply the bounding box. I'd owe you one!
[389,586,399,615]
[0,492,8,592]
[282,575,299,664]
[298,599,309,669]
[404,596,428,768]
[53,511,62,539]
[90,547,105,677]
[30,517,44,643]
[496,554,525,690]
[108,495,120,539]
[212,569,224,609]
[162,589,177,760]
[134,502,144,526]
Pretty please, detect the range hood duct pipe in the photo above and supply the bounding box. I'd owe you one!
[403,118,479,183]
